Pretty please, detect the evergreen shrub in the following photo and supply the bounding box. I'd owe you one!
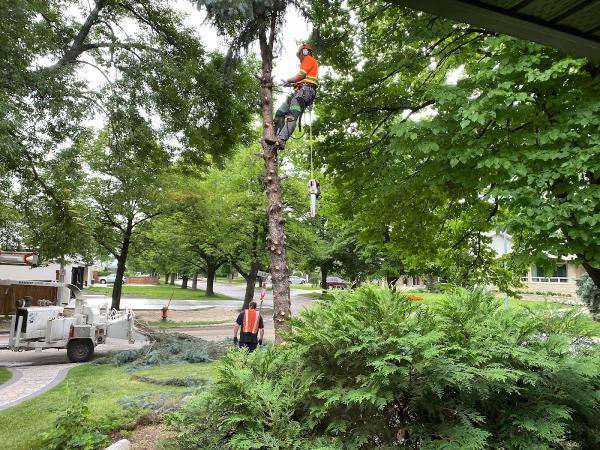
[172,287,600,449]
[95,333,228,371]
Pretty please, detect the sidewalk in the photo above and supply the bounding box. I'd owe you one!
[0,364,75,411]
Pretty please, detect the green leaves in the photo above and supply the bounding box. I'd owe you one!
[172,286,600,448]
[314,4,600,285]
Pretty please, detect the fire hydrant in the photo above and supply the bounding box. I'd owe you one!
[161,305,169,321]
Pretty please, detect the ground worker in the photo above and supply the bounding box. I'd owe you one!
[233,301,264,352]
[266,43,318,146]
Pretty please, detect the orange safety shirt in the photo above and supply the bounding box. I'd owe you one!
[296,55,318,88]
[242,309,261,334]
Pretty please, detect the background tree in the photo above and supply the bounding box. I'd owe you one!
[1,1,257,278]
[312,1,597,290]
[85,96,167,310]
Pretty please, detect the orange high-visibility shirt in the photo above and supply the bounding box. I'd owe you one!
[242,309,261,334]
[296,55,318,87]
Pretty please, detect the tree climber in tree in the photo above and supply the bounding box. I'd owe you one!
[266,43,318,146]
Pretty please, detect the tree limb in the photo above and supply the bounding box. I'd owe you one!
[48,0,107,70]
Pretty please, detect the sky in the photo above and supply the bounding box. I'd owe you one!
[73,1,314,128]
[175,1,312,82]
[76,1,312,96]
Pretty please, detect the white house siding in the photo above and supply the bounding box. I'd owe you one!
[0,263,93,287]
[487,231,587,298]
[520,263,586,298]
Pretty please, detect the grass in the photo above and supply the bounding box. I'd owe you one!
[145,319,230,328]
[0,362,217,450]
[0,368,12,386]
[290,284,321,291]
[85,283,233,300]
[135,362,220,381]
[216,276,246,285]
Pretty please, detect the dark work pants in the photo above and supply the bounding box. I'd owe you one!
[239,342,258,353]
[274,84,316,141]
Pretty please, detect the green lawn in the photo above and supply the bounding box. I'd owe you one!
[0,362,217,450]
[86,283,232,300]
[135,362,219,381]
[291,284,321,291]
[216,276,246,285]
[0,368,12,386]
[145,319,229,328]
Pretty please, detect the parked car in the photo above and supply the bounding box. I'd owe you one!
[325,276,351,289]
[288,276,306,285]
[97,274,126,284]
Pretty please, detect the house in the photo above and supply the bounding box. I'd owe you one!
[489,231,584,298]
[0,260,93,289]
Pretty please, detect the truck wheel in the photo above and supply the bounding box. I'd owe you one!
[67,339,94,362]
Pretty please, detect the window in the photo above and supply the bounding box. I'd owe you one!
[554,264,567,278]
[535,266,545,278]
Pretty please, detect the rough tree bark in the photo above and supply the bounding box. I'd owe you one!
[164,273,169,285]
[205,265,218,297]
[258,15,291,344]
[169,273,176,285]
[191,271,198,290]
[181,275,188,289]
[320,267,329,291]
[233,223,261,310]
[582,261,600,289]
[235,259,260,310]
[111,218,133,310]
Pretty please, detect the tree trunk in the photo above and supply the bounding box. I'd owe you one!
[164,273,169,285]
[58,256,66,283]
[191,271,198,290]
[206,265,216,297]
[320,267,329,292]
[582,262,600,289]
[181,275,188,289]
[111,220,132,310]
[169,272,175,285]
[242,260,260,310]
[387,274,399,291]
[259,19,291,344]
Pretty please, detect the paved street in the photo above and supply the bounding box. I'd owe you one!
[82,280,321,315]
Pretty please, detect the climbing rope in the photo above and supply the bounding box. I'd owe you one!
[308,105,314,179]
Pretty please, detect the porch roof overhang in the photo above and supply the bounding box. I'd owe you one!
[394,0,600,60]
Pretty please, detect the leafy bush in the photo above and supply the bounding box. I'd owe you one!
[577,273,600,316]
[172,286,600,449]
[41,390,111,450]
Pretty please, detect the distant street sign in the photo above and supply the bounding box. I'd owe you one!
[0,252,38,266]
[257,270,270,278]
